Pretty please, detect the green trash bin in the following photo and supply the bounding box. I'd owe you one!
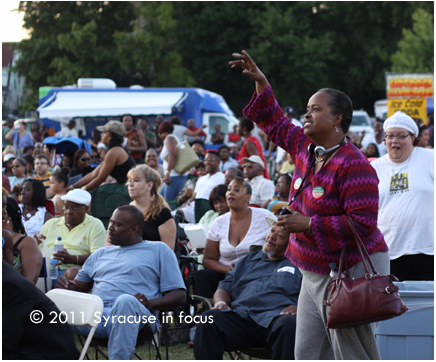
[376,281,434,360]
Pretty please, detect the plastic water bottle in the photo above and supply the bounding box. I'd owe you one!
[49,237,64,279]
[190,248,198,261]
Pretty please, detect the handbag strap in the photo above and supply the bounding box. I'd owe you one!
[337,216,379,278]
[346,215,379,277]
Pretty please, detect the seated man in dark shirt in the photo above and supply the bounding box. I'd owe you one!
[2,260,80,360]
[194,218,302,360]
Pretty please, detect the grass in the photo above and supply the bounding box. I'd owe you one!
[75,337,238,360]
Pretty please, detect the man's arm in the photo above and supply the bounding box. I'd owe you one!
[134,289,186,311]
[212,289,232,310]
[56,274,93,293]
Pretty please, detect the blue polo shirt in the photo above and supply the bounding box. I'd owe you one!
[76,240,186,308]
[218,250,302,328]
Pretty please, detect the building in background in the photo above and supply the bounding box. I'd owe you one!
[2,42,25,119]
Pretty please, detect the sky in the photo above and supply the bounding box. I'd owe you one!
[2,0,29,42]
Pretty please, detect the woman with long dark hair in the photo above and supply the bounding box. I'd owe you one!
[19,179,53,237]
[3,193,43,283]
[69,149,95,178]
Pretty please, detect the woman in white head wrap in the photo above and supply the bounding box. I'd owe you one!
[370,111,434,281]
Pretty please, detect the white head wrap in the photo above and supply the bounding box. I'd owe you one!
[383,111,419,136]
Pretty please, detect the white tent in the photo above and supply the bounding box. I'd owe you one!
[37,91,185,122]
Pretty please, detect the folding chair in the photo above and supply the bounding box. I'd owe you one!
[46,289,104,360]
[89,323,162,360]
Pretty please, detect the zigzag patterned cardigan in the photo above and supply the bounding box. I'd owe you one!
[244,85,388,274]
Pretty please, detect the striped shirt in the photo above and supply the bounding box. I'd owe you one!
[243,85,388,274]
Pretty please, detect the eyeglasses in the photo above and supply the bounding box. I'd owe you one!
[61,204,87,212]
[34,162,48,166]
[385,134,412,140]
[80,158,91,162]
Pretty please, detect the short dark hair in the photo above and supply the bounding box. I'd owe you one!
[22,179,47,207]
[279,172,293,185]
[52,168,70,187]
[170,116,181,125]
[122,114,136,126]
[208,184,228,210]
[195,162,205,169]
[227,167,243,178]
[116,205,145,235]
[219,145,230,152]
[158,121,174,134]
[317,88,353,134]
[22,154,34,166]
[191,140,205,148]
[22,146,34,154]
[239,117,254,132]
[205,150,220,159]
[35,154,50,164]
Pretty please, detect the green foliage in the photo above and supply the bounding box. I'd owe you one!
[391,8,434,73]
[12,1,434,116]
[113,2,195,87]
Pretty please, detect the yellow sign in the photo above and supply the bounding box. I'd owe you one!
[386,73,434,99]
[387,99,427,119]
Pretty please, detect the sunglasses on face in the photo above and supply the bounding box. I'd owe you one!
[80,158,91,162]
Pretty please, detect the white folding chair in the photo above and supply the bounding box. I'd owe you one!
[46,289,104,360]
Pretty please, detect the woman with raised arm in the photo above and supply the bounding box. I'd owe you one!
[229,50,389,360]
[71,121,136,192]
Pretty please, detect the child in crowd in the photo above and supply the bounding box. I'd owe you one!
[49,169,69,216]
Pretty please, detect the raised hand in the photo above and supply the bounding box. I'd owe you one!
[229,50,269,94]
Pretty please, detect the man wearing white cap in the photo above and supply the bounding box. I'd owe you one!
[38,189,106,284]
[371,111,434,281]
[243,155,275,207]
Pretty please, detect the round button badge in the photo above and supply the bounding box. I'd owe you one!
[294,178,303,190]
[312,186,325,199]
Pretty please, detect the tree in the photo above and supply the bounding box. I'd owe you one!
[14,1,136,112]
[391,8,434,73]
[113,2,194,87]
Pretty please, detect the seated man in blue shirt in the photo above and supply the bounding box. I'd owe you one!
[194,218,302,360]
[57,205,186,360]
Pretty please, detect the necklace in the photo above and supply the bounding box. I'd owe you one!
[24,207,35,219]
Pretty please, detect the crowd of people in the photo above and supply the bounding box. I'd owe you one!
[2,52,434,359]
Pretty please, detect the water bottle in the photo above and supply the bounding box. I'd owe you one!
[49,237,64,279]
[190,248,198,261]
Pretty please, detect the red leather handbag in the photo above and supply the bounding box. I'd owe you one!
[324,216,408,329]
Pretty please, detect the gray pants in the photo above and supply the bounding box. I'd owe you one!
[295,252,390,360]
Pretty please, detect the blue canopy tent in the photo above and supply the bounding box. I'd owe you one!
[43,136,91,155]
